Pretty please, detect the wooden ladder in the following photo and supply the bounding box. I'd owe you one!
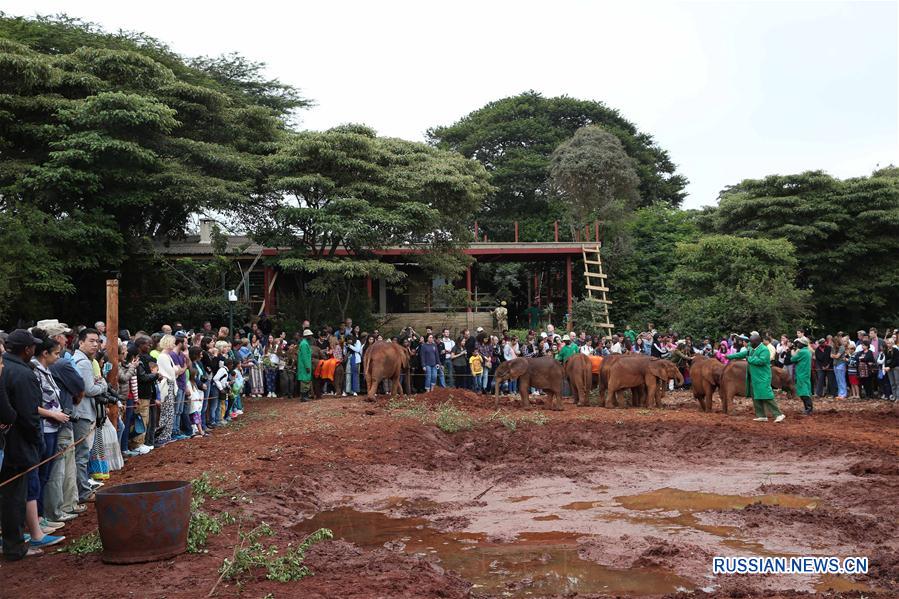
[581,244,614,336]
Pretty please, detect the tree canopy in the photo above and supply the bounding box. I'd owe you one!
[428,91,688,240]
[702,168,899,329]
[246,125,491,320]
[0,13,305,323]
[549,125,641,228]
[667,235,812,338]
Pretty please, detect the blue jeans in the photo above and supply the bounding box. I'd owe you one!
[476,369,489,392]
[120,398,135,450]
[834,362,847,397]
[443,359,454,387]
[38,430,59,516]
[423,365,436,390]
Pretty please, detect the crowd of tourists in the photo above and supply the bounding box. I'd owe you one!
[1,313,897,561]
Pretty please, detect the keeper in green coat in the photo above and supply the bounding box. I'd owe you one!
[726,332,785,422]
[791,338,813,415]
[296,329,313,401]
[556,339,579,363]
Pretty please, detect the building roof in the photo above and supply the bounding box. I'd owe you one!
[154,236,590,261]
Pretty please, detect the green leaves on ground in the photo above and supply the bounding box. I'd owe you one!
[219,523,333,583]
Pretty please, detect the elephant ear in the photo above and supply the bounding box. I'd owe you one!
[504,359,529,379]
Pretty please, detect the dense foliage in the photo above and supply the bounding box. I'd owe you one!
[428,91,688,240]
[702,168,899,330]
[667,235,812,338]
[0,14,302,324]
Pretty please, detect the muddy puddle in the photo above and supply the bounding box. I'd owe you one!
[294,508,694,596]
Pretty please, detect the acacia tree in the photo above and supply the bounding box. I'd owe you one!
[247,125,491,321]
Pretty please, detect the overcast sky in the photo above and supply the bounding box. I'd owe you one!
[6,0,897,208]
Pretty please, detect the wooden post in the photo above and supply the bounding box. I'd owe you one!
[366,276,373,299]
[594,220,600,244]
[106,279,119,425]
[565,257,573,331]
[514,221,519,243]
[584,225,590,241]
[466,266,472,313]
[554,221,559,243]
[474,221,479,239]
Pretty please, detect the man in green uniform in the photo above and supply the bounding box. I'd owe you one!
[726,332,785,423]
[296,328,313,402]
[791,337,813,415]
[623,324,637,346]
[556,338,578,363]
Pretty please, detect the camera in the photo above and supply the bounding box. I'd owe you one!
[94,388,121,406]
[61,407,73,418]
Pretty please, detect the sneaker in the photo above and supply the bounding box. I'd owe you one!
[30,534,65,548]
[26,547,43,557]
[352,392,358,396]
[55,513,78,522]
[40,518,64,531]
[774,414,786,423]
[235,409,244,416]
[136,445,153,454]
[753,417,768,422]
[122,450,138,458]
[87,480,104,489]
[68,504,87,514]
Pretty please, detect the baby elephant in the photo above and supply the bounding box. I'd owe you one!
[493,357,565,410]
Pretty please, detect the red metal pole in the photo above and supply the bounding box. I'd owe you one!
[554,221,559,243]
[566,256,573,331]
[534,273,539,307]
[584,225,590,241]
[366,276,373,298]
[514,221,519,242]
[594,220,600,244]
[466,266,472,313]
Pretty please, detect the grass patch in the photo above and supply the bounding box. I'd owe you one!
[387,397,430,421]
[63,529,102,554]
[520,411,548,426]
[435,401,473,433]
[219,523,333,583]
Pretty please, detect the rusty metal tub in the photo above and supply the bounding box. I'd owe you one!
[95,480,192,564]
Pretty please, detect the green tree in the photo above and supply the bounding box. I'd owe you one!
[247,125,491,321]
[703,168,899,329]
[428,91,687,240]
[609,204,700,328]
[668,235,813,338]
[0,14,304,325]
[549,125,641,228]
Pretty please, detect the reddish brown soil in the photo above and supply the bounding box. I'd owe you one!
[2,390,897,598]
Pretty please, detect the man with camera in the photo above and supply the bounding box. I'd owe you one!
[71,328,107,503]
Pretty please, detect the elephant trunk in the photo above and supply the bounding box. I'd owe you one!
[675,370,685,387]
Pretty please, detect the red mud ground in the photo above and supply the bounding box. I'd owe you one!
[2,389,897,599]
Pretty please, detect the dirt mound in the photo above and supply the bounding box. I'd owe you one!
[740,503,893,544]
[861,547,899,592]
[295,540,473,599]
[849,460,899,476]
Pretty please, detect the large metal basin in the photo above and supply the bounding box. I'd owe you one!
[95,480,192,564]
